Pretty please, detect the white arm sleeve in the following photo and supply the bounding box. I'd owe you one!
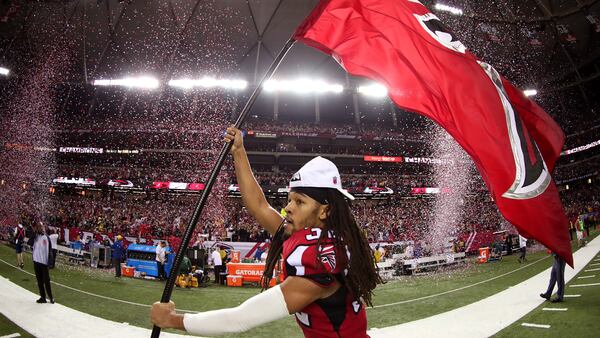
[183,284,290,336]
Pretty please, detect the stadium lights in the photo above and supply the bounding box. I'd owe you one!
[168,77,247,90]
[523,89,538,97]
[93,76,159,89]
[0,67,10,76]
[357,83,388,97]
[263,79,344,94]
[434,3,464,16]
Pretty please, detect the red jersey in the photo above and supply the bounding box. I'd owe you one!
[282,228,368,338]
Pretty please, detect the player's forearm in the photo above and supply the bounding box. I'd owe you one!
[231,147,270,215]
[183,284,290,335]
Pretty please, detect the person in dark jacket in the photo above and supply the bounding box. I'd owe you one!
[112,235,125,277]
[540,253,566,303]
[14,222,26,269]
[28,221,54,304]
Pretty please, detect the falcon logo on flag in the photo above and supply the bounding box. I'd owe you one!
[319,245,337,272]
[478,62,551,200]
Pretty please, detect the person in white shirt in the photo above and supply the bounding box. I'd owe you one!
[260,249,268,263]
[156,241,167,280]
[518,235,528,263]
[27,221,54,304]
[192,233,206,249]
[211,248,223,284]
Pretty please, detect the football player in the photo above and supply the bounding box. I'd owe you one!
[152,126,382,337]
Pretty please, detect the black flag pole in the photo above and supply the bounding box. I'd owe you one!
[150,38,296,338]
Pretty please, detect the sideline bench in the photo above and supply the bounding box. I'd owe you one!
[400,252,466,275]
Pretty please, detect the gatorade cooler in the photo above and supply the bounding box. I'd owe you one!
[121,265,135,277]
[478,247,490,263]
[231,250,241,263]
[227,275,243,287]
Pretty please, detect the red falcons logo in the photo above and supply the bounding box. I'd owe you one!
[319,245,337,272]
[333,176,337,185]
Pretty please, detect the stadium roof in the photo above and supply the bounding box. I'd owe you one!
[0,0,598,127]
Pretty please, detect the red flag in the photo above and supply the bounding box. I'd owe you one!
[294,0,573,266]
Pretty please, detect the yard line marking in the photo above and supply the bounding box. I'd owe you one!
[584,268,600,272]
[522,323,550,329]
[590,263,600,266]
[577,275,595,279]
[0,334,22,338]
[542,308,568,311]
[372,255,550,309]
[569,283,600,287]
[563,294,581,298]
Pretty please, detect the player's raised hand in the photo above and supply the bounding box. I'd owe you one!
[224,126,244,155]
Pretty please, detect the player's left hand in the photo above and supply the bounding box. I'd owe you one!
[151,301,176,328]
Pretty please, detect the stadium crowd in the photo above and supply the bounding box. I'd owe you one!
[2,178,597,252]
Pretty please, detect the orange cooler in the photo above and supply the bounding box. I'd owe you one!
[478,247,490,263]
[227,275,243,287]
[121,265,135,277]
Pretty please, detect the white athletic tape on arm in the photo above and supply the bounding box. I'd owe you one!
[183,284,290,335]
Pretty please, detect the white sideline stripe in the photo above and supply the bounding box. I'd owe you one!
[0,333,22,338]
[542,308,568,311]
[368,234,600,338]
[569,282,600,287]
[372,255,550,309]
[585,268,600,272]
[577,275,595,279]
[0,276,193,338]
[521,323,550,329]
[0,258,196,314]
[563,294,581,298]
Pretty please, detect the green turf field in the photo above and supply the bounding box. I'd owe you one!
[0,229,598,337]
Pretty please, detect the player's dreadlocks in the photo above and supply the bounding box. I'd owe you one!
[261,189,383,307]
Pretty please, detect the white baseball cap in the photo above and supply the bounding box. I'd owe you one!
[289,156,355,200]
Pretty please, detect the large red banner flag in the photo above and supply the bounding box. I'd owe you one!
[294,0,573,266]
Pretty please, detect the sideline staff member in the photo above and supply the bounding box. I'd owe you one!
[28,221,54,304]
